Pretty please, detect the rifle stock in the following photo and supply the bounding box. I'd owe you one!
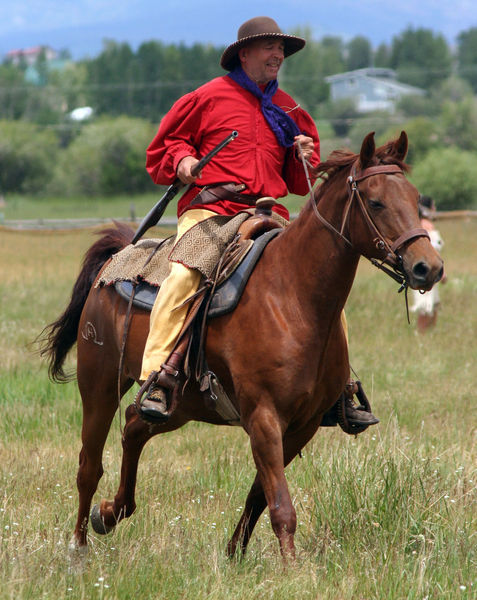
[131,130,238,244]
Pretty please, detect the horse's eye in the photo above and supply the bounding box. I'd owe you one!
[368,198,384,210]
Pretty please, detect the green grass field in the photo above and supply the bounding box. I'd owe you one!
[1,192,309,222]
[0,217,475,599]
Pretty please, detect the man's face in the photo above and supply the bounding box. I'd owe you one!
[239,38,285,85]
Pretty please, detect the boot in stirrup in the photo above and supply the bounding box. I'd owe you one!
[321,379,379,433]
[135,364,179,424]
[338,379,379,434]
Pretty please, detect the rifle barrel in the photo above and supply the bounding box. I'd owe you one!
[131,130,238,245]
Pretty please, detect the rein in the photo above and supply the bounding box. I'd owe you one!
[296,143,430,320]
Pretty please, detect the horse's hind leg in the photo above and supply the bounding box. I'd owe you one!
[91,405,186,533]
[90,404,153,532]
[227,473,266,558]
[70,369,133,553]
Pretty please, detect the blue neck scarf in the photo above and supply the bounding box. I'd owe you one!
[228,65,300,148]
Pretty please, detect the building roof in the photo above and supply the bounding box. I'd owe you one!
[325,67,425,96]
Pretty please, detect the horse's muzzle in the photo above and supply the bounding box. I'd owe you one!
[407,257,444,291]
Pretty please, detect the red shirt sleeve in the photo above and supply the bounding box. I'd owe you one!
[146,90,203,185]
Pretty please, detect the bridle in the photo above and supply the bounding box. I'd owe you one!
[297,145,430,318]
[343,162,430,288]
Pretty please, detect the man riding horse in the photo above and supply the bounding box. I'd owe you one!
[136,16,379,430]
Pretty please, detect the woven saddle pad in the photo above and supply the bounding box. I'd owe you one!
[96,212,252,288]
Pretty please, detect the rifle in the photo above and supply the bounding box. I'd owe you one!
[131,130,238,244]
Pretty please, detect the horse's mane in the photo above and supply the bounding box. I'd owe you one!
[312,141,410,191]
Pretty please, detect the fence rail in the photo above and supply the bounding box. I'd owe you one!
[0,216,178,231]
[1,211,477,231]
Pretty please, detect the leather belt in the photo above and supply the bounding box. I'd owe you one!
[190,183,260,207]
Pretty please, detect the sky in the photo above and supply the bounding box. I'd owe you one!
[1,0,477,60]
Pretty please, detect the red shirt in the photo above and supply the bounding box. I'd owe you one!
[146,75,320,220]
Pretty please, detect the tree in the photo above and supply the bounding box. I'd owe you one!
[346,36,372,71]
[0,64,30,120]
[48,116,157,196]
[374,43,391,68]
[86,40,136,116]
[390,27,452,89]
[0,120,58,193]
[326,98,359,137]
[284,30,345,113]
[457,27,477,92]
[378,117,439,165]
[411,147,477,210]
[396,94,441,119]
[440,97,477,152]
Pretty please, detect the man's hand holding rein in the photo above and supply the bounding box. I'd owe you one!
[294,134,314,162]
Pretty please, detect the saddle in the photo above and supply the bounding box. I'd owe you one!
[115,226,281,318]
[115,197,283,318]
[121,198,284,425]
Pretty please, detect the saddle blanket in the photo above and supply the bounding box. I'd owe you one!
[96,212,252,288]
[115,228,282,319]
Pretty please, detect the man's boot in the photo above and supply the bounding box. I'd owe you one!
[135,352,182,424]
[321,379,379,433]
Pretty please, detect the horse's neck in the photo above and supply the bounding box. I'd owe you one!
[277,193,359,317]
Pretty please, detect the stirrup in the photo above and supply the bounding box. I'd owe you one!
[135,369,176,424]
[337,380,379,435]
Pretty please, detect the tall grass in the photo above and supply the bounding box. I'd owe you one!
[0,219,475,599]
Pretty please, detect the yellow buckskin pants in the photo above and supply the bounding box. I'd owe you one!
[140,207,350,380]
[140,208,216,380]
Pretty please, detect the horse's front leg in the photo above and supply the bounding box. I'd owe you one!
[229,412,322,559]
[246,406,297,560]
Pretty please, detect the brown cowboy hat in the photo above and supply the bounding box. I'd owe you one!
[220,16,306,71]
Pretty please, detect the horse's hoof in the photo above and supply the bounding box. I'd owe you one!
[68,536,88,574]
[90,504,115,535]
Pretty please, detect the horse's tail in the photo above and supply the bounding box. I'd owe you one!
[38,221,134,382]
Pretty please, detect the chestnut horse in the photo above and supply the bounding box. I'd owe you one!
[41,132,443,561]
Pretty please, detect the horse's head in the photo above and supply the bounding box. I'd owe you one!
[340,131,444,291]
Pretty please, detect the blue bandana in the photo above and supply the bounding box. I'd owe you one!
[228,65,301,147]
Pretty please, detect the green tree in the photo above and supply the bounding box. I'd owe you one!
[457,27,477,92]
[284,30,345,113]
[440,96,477,152]
[437,75,473,103]
[0,120,58,193]
[390,27,452,89]
[34,48,49,86]
[374,43,391,68]
[86,40,136,116]
[0,64,30,120]
[346,36,372,71]
[411,147,477,210]
[49,116,157,196]
[396,94,441,119]
[378,117,439,165]
[348,112,391,153]
[326,98,359,137]
[49,61,89,113]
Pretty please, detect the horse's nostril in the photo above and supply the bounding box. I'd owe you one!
[413,261,430,280]
[436,265,444,283]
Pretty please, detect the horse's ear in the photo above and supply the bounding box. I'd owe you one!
[359,132,376,169]
[389,130,408,161]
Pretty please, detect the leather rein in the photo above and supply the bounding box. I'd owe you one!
[297,145,430,320]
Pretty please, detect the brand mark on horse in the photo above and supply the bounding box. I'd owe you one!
[81,321,103,346]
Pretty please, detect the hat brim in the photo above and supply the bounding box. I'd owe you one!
[220,33,306,71]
